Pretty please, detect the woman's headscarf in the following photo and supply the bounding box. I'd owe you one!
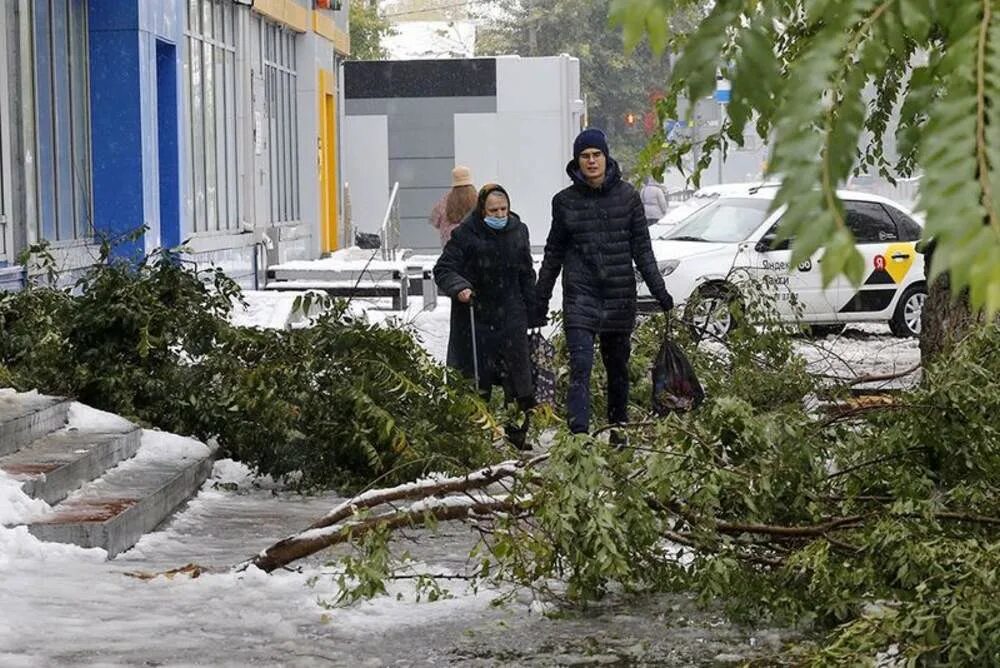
[476,183,510,218]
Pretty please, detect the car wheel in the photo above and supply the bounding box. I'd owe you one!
[889,284,927,338]
[807,324,847,338]
[686,284,738,340]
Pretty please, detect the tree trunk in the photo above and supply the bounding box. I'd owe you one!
[919,273,981,365]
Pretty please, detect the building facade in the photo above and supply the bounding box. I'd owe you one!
[343,55,583,251]
[0,0,351,290]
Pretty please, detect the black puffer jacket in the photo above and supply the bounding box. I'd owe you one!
[434,211,536,399]
[535,158,673,333]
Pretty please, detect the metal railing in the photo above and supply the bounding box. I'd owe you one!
[342,181,353,251]
[380,181,400,261]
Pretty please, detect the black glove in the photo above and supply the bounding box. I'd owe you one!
[528,313,549,329]
[660,293,675,313]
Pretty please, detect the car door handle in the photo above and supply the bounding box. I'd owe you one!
[891,253,911,260]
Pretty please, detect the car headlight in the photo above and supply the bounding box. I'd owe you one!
[658,260,680,276]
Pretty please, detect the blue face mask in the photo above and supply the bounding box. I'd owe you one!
[484,216,508,230]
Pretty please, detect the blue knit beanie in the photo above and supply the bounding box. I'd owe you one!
[573,128,610,161]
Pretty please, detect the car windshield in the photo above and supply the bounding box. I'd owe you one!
[663,198,773,243]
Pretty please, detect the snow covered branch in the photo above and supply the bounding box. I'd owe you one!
[238,455,547,573]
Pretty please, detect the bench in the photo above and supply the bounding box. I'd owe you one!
[265,273,411,310]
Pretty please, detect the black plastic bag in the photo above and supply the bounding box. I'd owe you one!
[529,331,557,406]
[355,231,382,249]
[652,335,704,415]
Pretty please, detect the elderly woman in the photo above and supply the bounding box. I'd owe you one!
[433,184,538,449]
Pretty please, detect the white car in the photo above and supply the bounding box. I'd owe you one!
[637,185,927,337]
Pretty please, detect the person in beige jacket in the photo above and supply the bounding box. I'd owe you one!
[429,166,477,245]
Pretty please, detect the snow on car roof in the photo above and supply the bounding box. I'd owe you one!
[707,183,916,212]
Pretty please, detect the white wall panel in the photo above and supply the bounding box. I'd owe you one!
[342,114,389,233]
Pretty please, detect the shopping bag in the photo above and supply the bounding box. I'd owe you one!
[652,335,704,415]
[529,331,557,406]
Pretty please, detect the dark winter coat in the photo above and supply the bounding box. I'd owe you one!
[433,211,537,399]
[535,158,674,333]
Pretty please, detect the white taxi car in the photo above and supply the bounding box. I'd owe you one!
[637,185,927,337]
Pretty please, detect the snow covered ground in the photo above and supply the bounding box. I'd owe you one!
[1,258,919,666]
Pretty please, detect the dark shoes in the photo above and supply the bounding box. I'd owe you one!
[609,427,629,450]
[505,422,531,451]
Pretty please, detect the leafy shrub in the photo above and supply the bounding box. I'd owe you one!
[0,246,497,489]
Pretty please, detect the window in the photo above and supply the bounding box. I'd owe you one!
[884,206,923,241]
[844,201,898,244]
[666,198,772,243]
[185,0,240,234]
[260,18,300,225]
[33,0,93,244]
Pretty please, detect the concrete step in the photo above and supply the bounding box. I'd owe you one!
[27,432,218,558]
[0,392,71,457]
[0,424,142,505]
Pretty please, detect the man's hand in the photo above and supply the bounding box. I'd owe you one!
[660,293,675,313]
[457,288,473,303]
[528,313,548,329]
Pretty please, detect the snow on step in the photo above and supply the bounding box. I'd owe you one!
[27,430,217,558]
[0,424,142,506]
[0,389,71,457]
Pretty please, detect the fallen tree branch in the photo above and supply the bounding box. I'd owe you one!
[238,494,527,573]
[823,446,930,482]
[713,515,866,538]
[847,363,921,387]
[304,455,547,533]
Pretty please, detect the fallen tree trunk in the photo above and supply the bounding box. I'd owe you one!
[237,455,547,573]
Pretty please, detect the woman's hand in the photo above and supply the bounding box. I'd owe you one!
[457,288,473,303]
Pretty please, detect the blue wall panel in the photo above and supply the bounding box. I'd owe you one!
[157,41,181,250]
[88,9,145,261]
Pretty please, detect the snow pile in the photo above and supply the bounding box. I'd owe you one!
[230,290,309,330]
[208,458,284,492]
[67,401,134,432]
[137,430,211,462]
[0,470,51,525]
[0,524,106,567]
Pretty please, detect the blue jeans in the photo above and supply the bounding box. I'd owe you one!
[565,328,631,434]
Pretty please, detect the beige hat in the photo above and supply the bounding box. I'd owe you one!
[451,165,473,187]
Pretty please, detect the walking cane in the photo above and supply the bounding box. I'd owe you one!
[469,298,480,390]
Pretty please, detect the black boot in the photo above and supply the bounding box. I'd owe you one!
[505,422,530,450]
[609,427,629,450]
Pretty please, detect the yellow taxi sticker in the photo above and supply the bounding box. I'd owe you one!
[883,243,916,284]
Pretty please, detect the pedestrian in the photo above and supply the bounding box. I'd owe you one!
[429,165,477,245]
[433,184,539,450]
[641,175,668,226]
[534,128,675,445]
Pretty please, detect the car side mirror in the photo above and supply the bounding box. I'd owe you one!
[755,234,778,253]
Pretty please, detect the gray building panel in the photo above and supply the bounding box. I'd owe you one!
[389,158,456,189]
[398,186,448,216]
[399,215,443,249]
[388,127,455,160]
[345,96,496,117]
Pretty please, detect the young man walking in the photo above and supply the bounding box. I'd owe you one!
[534,129,675,443]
